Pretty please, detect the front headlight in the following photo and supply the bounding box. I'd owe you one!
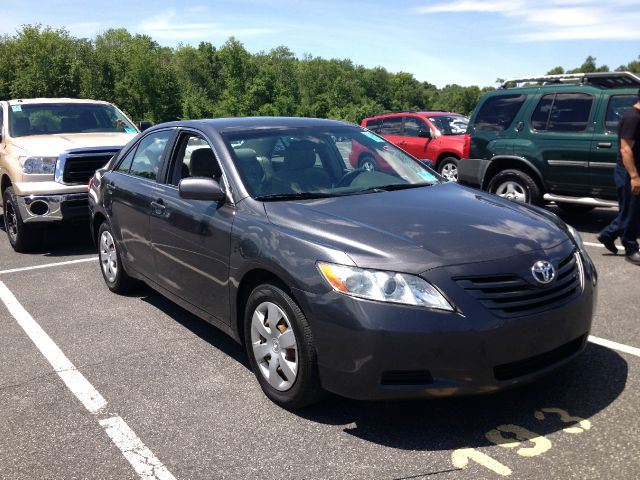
[317,262,454,311]
[566,224,585,251]
[19,156,57,174]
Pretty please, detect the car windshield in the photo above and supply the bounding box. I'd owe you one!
[222,125,441,200]
[428,115,468,135]
[8,103,137,137]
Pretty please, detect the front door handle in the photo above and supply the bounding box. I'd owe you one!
[106,181,115,192]
[597,142,612,149]
[151,198,165,216]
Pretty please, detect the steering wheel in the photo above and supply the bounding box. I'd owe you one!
[335,169,366,187]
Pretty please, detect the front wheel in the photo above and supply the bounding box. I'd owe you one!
[244,283,324,409]
[487,169,542,205]
[359,154,377,172]
[3,186,40,252]
[438,157,459,182]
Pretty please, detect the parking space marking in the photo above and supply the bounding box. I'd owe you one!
[589,335,640,358]
[0,257,96,275]
[583,241,623,249]
[0,281,177,480]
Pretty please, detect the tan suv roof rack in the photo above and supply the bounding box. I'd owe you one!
[499,71,640,89]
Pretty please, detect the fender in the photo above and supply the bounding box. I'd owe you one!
[483,155,547,191]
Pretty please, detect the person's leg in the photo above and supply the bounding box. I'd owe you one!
[599,164,629,251]
[622,190,640,256]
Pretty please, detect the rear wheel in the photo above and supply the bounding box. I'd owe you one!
[244,283,324,409]
[438,157,459,182]
[359,154,377,172]
[488,169,542,205]
[98,221,136,293]
[3,186,39,252]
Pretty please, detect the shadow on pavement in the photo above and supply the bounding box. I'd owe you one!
[548,206,618,235]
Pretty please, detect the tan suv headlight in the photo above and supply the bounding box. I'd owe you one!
[19,156,57,174]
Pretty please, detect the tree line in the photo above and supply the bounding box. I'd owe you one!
[1,26,638,125]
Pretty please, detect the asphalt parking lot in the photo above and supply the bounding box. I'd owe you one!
[0,206,639,480]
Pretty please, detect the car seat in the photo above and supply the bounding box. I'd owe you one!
[273,140,332,193]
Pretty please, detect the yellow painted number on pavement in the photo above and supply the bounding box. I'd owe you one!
[534,407,591,434]
[451,447,513,477]
[485,424,552,457]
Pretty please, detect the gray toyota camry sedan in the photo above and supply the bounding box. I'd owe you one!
[88,117,596,409]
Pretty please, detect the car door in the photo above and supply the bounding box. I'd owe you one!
[525,92,595,196]
[399,115,431,159]
[589,93,637,199]
[106,128,174,278]
[149,130,235,323]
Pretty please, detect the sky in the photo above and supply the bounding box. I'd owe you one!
[2,0,639,88]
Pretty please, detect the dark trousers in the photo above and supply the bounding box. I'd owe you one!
[600,163,640,254]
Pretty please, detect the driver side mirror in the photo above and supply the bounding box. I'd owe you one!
[138,120,153,132]
[179,177,226,202]
[418,129,432,139]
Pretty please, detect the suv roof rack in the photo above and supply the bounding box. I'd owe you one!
[499,71,640,89]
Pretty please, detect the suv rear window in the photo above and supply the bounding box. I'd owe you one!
[474,94,526,131]
[531,93,594,132]
[605,95,637,133]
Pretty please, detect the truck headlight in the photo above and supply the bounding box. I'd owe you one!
[317,262,454,311]
[19,156,57,174]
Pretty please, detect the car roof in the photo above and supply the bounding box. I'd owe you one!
[485,83,640,96]
[149,116,354,133]
[4,98,112,105]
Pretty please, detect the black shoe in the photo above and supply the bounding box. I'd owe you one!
[625,251,640,265]
[597,234,618,254]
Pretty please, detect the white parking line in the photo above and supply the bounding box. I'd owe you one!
[589,335,640,358]
[0,281,177,480]
[0,257,96,275]
[583,241,624,249]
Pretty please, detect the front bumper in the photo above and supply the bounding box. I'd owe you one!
[294,245,596,400]
[457,158,491,188]
[17,193,89,223]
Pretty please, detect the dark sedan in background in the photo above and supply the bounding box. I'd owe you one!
[88,117,597,409]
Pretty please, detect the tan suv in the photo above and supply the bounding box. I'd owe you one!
[0,98,139,251]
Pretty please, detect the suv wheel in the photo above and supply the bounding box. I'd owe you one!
[438,157,459,182]
[488,169,542,205]
[98,221,136,293]
[3,186,40,252]
[359,154,377,172]
[244,283,324,409]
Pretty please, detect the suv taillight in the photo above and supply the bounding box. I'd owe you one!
[462,133,471,159]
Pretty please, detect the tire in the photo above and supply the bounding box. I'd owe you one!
[437,157,459,182]
[359,154,377,172]
[97,221,136,293]
[2,186,40,252]
[244,283,324,409]
[556,203,596,213]
[487,169,542,205]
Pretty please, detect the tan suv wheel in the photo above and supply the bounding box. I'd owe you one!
[3,187,40,252]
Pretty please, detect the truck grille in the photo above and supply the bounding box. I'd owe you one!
[61,149,120,184]
[455,252,582,318]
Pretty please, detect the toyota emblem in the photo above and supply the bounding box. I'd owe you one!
[531,260,555,285]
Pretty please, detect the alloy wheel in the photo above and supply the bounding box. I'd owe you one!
[4,202,18,243]
[441,163,458,182]
[99,230,118,283]
[250,301,299,391]
[495,180,527,202]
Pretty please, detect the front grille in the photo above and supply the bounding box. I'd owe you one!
[455,252,582,318]
[380,370,433,386]
[493,335,586,381]
[62,150,119,184]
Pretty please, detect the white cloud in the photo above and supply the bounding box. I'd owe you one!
[138,10,275,41]
[416,0,640,41]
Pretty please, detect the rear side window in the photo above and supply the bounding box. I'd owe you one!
[379,116,402,135]
[605,95,637,133]
[474,94,527,131]
[365,118,381,133]
[128,130,172,180]
[531,93,594,132]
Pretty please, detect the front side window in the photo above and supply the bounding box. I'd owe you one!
[170,134,221,186]
[531,93,594,132]
[474,94,527,131]
[605,95,637,133]
[8,103,137,137]
[403,116,428,137]
[222,126,440,200]
[127,130,172,181]
[428,115,468,135]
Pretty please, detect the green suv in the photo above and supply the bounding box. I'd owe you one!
[458,72,640,210]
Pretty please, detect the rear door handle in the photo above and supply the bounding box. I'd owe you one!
[597,142,612,149]
[151,198,165,216]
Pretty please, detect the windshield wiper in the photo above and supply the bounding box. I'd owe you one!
[352,182,436,195]
[254,192,339,201]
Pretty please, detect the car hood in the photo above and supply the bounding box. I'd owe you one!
[10,133,135,156]
[264,182,570,273]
